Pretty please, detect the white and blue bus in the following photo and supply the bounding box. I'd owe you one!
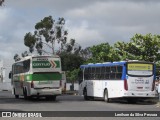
[78,61,156,103]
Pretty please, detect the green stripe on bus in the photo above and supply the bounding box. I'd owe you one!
[13,73,62,81]
[30,73,62,81]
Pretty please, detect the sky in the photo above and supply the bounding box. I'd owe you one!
[0,0,160,59]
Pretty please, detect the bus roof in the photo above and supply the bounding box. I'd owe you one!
[80,61,126,68]
[14,55,60,63]
[80,61,154,68]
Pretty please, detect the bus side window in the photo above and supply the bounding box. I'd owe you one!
[101,67,105,80]
[116,73,122,79]
[23,59,30,73]
[117,66,122,72]
[116,66,123,79]
[95,67,101,80]
[111,66,116,73]
[110,66,116,79]
[106,67,110,73]
[84,67,89,80]
[105,67,110,79]
[91,67,96,80]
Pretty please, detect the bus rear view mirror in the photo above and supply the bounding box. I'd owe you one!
[9,71,12,79]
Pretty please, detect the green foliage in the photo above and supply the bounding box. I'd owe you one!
[66,69,80,82]
[24,16,67,54]
[23,17,160,81]
[60,52,84,71]
[13,54,21,62]
[35,16,53,30]
[24,32,36,53]
[60,47,84,82]
[88,43,120,63]
[58,38,83,82]
[79,47,92,61]
[21,51,28,58]
[24,32,36,47]
[59,39,81,54]
[115,33,160,62]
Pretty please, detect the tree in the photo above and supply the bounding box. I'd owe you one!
[66,69,80,82]
[80,47,92,61]
[88,43,120,63]
[14,54,21,62]
[24,32,36,53]
[24,16,68,55]
[114,33,160,62]
[58,39,81,54]
[23,16,84,82]
[60,52,84,71]
[21,51,28,58]
[58,39,84,82]
[58,38,83,82]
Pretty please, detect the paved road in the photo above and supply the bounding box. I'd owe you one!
[0,91,159,120]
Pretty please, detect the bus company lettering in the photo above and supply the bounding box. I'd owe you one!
[32,62,50,68]
[37,58,48,61]
[135,79,144,84]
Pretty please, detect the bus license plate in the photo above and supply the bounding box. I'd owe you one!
[39,81,52,84]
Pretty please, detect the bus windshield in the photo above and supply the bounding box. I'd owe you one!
[127,63,153,76]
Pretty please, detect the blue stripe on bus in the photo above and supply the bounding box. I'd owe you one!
[80,62,126,68]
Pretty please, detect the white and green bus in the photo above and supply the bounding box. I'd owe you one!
[9,55,64,100]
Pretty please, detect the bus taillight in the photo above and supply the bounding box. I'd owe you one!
[124,79,128,91]
[31,81,34,88]
[151,80,155,91]
[64,82,66,91]
[60,80,62,87]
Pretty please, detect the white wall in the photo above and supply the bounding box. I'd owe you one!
[0,59,13,91]
[66,83,79,91]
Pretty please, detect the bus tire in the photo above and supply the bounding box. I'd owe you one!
[127,99,137,104]
[23,88,28,100]
[14,88,19,99]
[83,89,89,100]
[15,95,19,99]
[104,89,109,103]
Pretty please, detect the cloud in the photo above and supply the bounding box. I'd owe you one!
[0,8,33,59]
[67,20,104,48]
[65,0,160,45]
[0,0,160,59]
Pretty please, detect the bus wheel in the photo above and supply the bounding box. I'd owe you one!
[23,88,28,100]
[15,95,19,99]
[104,89,109,103]
[127,99,137,104]
[84,89,89,100]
